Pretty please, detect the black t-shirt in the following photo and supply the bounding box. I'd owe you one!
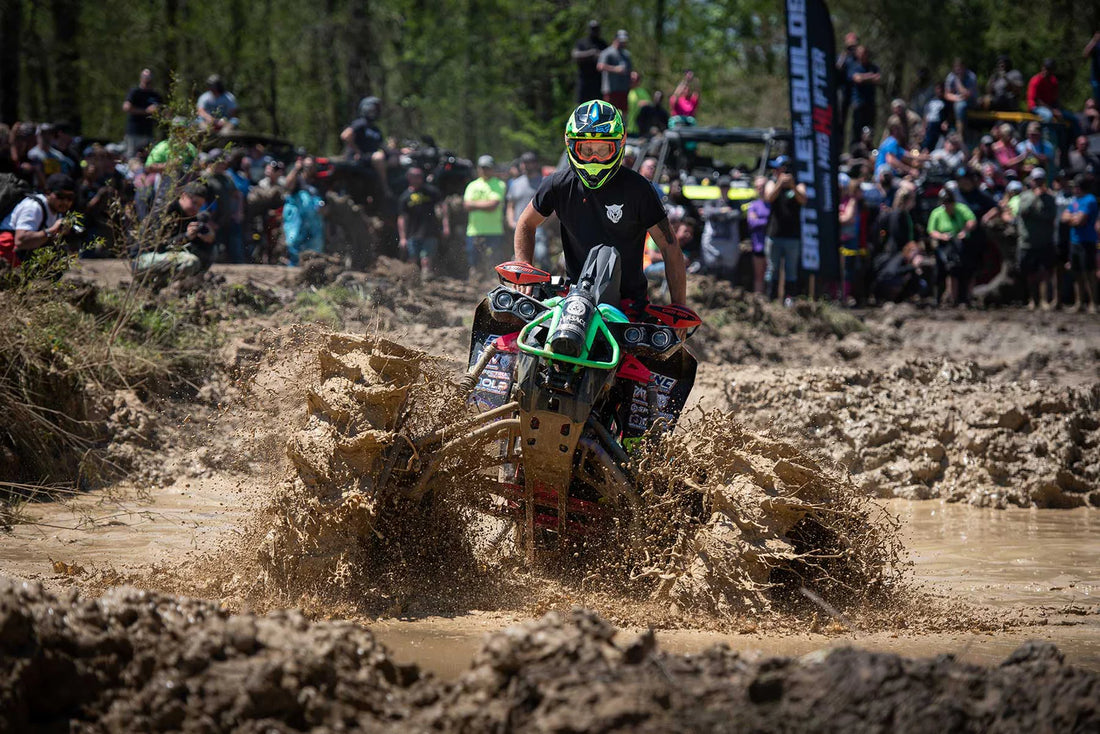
[349,118,383,157]
[532,166,667,303]
[766,187,802,239]
[125,86,163,137]
[162,200,215,269]
[398,184,442,239]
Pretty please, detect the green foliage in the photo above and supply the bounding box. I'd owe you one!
[4,0,1099,161]
[293,285,359,327]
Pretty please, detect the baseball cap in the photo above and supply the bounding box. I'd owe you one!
[588,19,600,29]
[838,172,851,190]
[1029,167,1046,181]
[615,29,629,42]
[46,173,76,193]
[477,154,495,168]
[771,155,789,169]
[980,135,994,146]
[717,174,732,187]
[520,151,538,164]
[1005,180,1023,195]
[36,122,55,136]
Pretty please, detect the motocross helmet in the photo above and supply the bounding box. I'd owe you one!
[565,100,625,189]
[358,96,381,121]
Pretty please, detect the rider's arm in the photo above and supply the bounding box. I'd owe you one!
[513,202,546,263]
[649,217,687,305]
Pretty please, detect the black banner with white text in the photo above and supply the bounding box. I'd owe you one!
[784,0,839,279]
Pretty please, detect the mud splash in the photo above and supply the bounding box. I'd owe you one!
[249,331,908,626]
[2,579,1097,733]
[726,359,1100,508]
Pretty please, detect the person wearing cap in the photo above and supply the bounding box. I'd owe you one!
[123,68,162,159]
[597,30,632,114]
[506,152,548,269]
[27,123,76,178]
[282,156,326,267]
[196,74,239,132]
[1015,122,1055,183]
[848,46,881,146]
[340,96,390,197]
[927,185,976,305]
[700,175,740,282]
[572,20,608,104]
[875,121,921,179]
[463,155,507,279]
[764,158,808,300]
[1015,167,1058,310]
[884,99,923,150]
[0,173,76,268]
[133,181,213,280]
[1061,173,1099,312]
[985,55,1024,112]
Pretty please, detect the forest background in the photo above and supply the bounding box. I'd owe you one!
[1,0,1098,161]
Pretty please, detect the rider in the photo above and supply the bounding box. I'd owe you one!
[512,99,687,312]
[340,96,390,195]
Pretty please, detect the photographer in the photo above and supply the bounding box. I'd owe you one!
[927,185,976,306]
[764,157,808,301]
[132,181,214,280]
[0,173,76,268]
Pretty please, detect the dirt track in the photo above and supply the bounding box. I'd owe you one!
[1,261,1099,729]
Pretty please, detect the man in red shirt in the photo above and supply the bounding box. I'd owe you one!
[1027,59,1080,153]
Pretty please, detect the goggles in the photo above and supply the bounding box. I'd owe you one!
[569,138,619,163]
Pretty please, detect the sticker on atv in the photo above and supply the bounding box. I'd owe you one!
[468,335,516,410]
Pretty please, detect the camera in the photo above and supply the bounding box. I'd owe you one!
[194,211,213,238]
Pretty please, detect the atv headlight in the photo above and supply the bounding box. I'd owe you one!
[517,299,537,319]
[623,326,644,345]
[649,328,672,349]
[493,291,515,311]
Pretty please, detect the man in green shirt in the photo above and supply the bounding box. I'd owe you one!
[1015,168,1057,310]
[927,186,976,306]
[463,154,507,279]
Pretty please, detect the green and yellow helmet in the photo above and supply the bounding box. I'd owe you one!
[564,100,626,189]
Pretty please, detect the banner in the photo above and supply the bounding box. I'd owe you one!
[784,0,839,279]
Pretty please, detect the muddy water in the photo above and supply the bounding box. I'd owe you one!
[374,500,1100,678]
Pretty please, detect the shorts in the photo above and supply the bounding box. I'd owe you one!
[1068,242,1098,273]
[406,236,438,261]
[1016,248,1053,276]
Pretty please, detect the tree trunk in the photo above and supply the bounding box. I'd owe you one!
[50,0,81,127]
[0,0,21,123]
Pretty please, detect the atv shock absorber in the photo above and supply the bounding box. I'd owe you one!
[461,341,499,393]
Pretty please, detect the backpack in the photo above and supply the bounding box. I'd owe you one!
[0,173,35,224]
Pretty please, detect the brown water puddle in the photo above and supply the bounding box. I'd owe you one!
[373,500,1100,678]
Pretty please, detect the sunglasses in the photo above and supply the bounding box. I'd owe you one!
[570,139,619,163]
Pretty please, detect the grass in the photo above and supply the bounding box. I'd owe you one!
[292,285,362,328]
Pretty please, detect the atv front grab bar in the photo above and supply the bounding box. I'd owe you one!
[517,309,620,370]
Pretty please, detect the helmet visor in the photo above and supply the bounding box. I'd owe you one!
[570,138,619,163]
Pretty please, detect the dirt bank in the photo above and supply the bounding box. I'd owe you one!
[2,579,1097,733]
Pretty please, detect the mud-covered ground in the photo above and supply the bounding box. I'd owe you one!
[1,260,1098,731]
[3,579,1097,733]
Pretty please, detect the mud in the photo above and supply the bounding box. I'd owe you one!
[725,360,1100,508]
[2,580,1097,733]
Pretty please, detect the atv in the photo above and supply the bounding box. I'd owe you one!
[433,246,700,559]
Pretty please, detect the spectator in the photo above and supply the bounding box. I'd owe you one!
[921,82,950,153]
[27,123,76,177]
[572,20,608,104]
[666,178,700,234]
[597,30,633,114]
[505,152,547,269]
[463,154,507,280]
[984,55,1024,112]
[1061,173,1098,312]
[132,180,213,279]
[876,121,921,178]
[839,173,865,305]
[626,71,652,136]
[699,176,738,280]
[1082,98,1100,135]
[878,182,919,259]
[196,75,239,132]
[930,133,967,172]
[1016,121,1055,182]
[837,32,860,147]
[638,157,665,201]
[956,166,998,291]
[848,46,881,145]
[670,70,700,120]
[944,58,978,132]
[635,90,670,137]
[1027,59,1080,150]
[397,166,448,280]
[1016,168,1058,310]
[764,159,807,300]
[340,96,389,197]
[927,185,976,305]
[51,122,83,165]
[885,98,923,151]
[1084,31,1100,105]
[282,156,325,266]
[992,122,1021,174]
[6,122,44,188]
[200,149,244,263]
[621,144,639,170]
[122,68,162,159]
[746,176,770,295]
[0,173,76,268]
[872,183,934,303]
[1067,135,1100,177]
[970,134,1004,187]
[226,150,252,260]
[75,157,117,256]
